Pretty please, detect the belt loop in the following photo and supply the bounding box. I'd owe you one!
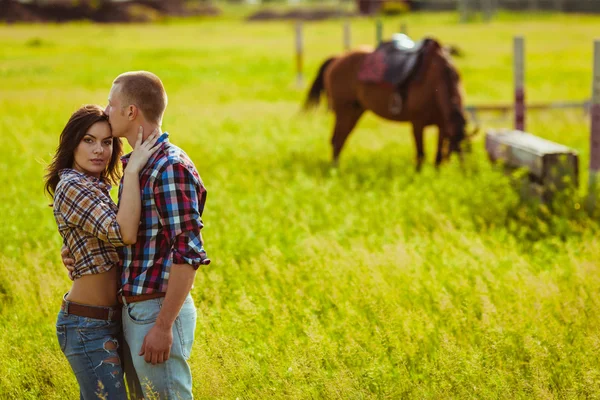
[63,293,69,315]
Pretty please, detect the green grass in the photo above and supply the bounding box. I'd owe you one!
[1,9,600,399]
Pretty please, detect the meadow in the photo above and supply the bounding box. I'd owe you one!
[0,7,599,399]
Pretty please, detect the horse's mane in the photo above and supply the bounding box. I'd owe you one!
[425,39,463,107]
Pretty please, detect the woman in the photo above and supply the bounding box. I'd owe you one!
[44,104,159,399]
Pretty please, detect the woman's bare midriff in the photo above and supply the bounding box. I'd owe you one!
[66,266,119,306]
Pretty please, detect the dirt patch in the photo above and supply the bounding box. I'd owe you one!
[0,0,221,23]
[247,8,357,22]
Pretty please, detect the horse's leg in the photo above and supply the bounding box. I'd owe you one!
[435,126,443,167]
[331,104,364,165]
[411,122,425,172]
[435,123,449,168]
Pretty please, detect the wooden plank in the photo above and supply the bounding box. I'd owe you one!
[465,101,589,113]
[486,129,579,189]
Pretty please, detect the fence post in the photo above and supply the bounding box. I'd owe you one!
[295,21,303,87]
[529,0,538,11]
[514,36,525,131]
[482,0,493,22]
[588,40,600,212]
[459,0,469,23]
[343,20,351,51]
[554,0,564,11]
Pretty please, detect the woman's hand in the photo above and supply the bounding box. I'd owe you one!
[126,126,161,174]
[61,245,76,280]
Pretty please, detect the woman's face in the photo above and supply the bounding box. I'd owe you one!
[72,121,113,179]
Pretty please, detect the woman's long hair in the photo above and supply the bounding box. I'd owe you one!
[44,105,123,199]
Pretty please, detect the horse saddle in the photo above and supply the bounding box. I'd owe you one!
[358,35,432,88]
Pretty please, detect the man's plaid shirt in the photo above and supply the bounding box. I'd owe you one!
[118,133,210,296]
[53,169,125,279]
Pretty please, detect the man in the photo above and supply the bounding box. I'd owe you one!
[64,71,209,399]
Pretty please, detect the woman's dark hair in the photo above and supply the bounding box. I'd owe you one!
[44,104,123,199]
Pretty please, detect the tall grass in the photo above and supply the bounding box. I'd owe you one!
[0,10,598,399]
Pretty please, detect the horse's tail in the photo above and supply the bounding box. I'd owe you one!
[303,57,337,111]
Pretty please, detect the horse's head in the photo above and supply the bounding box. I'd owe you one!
[449,106,467,154]
[442,54,478,158]
[449,108,479,155]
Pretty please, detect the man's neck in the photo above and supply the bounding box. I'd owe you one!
[124,122,161,148]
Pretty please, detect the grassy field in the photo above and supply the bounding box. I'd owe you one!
[1,7,599,399]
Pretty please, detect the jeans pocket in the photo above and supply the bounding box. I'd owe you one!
[125,301,159,325]
[56,325,67,352]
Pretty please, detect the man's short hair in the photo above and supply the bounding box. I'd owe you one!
[113,71,168,125]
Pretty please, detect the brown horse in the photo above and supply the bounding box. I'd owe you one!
[303,39,475,171]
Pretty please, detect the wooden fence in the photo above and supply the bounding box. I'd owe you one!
[411,0,600,13]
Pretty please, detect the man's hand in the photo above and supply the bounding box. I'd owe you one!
[139,323,173,365]
[138,264,195,365]
[61,245,76,280]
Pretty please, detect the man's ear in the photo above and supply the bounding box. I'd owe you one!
[127,105,138,121]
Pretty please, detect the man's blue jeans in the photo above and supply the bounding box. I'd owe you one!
[122,294,197,399]
[56,310,127,400]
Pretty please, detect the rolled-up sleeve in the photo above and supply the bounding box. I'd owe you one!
[154,162,210,269]
[56,180,126,247]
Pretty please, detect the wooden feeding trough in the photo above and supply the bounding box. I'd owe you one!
[485,129,579,200]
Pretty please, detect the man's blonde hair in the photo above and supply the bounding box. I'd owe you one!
[113,71,168,125]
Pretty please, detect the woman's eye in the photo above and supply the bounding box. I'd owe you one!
[84,138,93,143]
[103,140,112,146]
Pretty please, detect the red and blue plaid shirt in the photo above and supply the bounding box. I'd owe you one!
[118,133,210,296]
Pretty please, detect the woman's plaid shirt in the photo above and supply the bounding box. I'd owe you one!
[118,133,210,296]
[53,169,125,279]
